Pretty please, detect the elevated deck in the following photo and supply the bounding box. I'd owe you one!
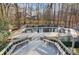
[0,27,77,55]
[12,39,60,55]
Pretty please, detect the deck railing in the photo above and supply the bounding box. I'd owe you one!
[0,38,29,55]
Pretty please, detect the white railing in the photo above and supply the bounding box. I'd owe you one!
[0,35,40,55]
[57,40,72,55]
[43,36,73,55]
[0,38,29,55]
[0,42,13,55]
[6,39,29,55]
[43,39,66,55]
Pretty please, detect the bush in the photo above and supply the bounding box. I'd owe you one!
[0,31,10,43]
[0,19,11,51]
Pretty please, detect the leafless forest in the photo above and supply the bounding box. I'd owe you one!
[0,3,79,30]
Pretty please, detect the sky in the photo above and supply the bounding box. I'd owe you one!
[18,3,49,10]
[17,3,61,16]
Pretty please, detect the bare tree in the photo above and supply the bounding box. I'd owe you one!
[14,3,20,28]
[57,3,60,26]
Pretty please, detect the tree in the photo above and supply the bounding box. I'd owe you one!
[57,3,60,26]
[14,3,20,28]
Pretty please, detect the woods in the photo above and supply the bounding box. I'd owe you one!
[0,3,79,29]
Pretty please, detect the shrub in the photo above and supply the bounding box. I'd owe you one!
[0,31,10,43]
[0,18,10,44]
